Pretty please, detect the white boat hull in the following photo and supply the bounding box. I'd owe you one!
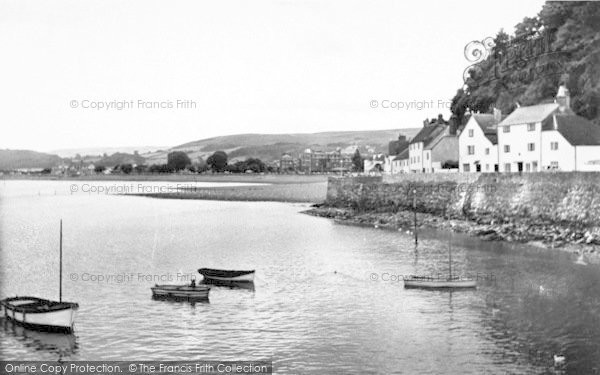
[1,298,78,332]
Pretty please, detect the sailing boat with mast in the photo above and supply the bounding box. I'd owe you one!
[404,240,476,289]
[0,220,79,332]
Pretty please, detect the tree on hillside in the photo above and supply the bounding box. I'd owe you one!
[352,149,364,172]
[167,151,191,171]
[453,1,600,125]
[207,151,228,172]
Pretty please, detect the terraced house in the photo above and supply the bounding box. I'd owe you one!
[497,86,600,172]
[409,115,458,173]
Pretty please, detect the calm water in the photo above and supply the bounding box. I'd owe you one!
[1,180,599,374]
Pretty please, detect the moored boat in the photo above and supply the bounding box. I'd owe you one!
[151,284,210,301]
[0,297,78,333]
[198,268,255,283]
[2,220,79,333]
[404,239,477,290]
[403,275,477,289]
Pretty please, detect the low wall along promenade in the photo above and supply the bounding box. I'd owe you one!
[325,172,600,235]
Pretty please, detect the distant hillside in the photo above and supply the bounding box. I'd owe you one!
[49,146,168,158]
[146,129,421,165]
[95,152,146,167]
[0,149,63,170]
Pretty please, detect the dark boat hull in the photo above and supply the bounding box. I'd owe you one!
[198,268,255,283]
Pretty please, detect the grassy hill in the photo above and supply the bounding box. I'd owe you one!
[145,128,421,165]
[1,128,421,169]
[0,149,64,170]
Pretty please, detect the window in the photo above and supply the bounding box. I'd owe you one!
[503,126,510,133]
[527,123,536,131]
[463,164,470,172]
[551,142,559,150]
[485,164,490,171]
[532,161,538,172]
[485,148,490,155]
[528,143,535,151]
[505,163,511,172]
[468,129,474,137]
[467,145,475,155]
[550,161,559,169]
[526,163,531,172]
[504,145,510,153]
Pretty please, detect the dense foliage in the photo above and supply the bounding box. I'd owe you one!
[167,151,192,171]
[207,151,228,172]
[452,2,600,125]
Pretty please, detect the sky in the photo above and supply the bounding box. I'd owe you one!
[0,0,547,152]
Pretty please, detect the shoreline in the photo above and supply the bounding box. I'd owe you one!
[128,182,328,203]
[0,173,329,185]
[303,206,600,263]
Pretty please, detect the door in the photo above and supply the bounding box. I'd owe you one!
[517,162,523,172]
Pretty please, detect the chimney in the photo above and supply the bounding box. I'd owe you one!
[449,117,457,135]
[437,114,444,124]
[555,84,570,112]
[493,108,502,124]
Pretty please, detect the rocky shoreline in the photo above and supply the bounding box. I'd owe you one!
[303,206,600,262]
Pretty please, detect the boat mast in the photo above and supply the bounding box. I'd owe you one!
[448,240,452,279]
[59,219,63,303]
[413,189,418,246]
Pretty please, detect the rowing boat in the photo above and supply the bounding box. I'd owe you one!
[403,275,477,289]
[0,297,78,333]
[198,268,255,283]
[151,284,210,301]
[1,220,79,333]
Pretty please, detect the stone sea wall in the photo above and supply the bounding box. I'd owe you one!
[326,172,600,229]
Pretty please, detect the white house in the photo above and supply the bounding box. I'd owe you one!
[459,112,500,173]
[390,149,409,174]
[497,85,600,172]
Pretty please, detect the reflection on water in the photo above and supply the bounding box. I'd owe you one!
[1,180,599,374]
[1,319,77,358]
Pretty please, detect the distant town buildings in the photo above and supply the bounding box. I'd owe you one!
[280,147,355,174]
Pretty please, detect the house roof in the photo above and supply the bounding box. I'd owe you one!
[499,103,559,126]
[393,148,409,160]
[543,114,600,146]
[410,124,445,146]
[471,114,499,145]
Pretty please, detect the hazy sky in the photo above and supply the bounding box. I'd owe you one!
[1,0,547,152]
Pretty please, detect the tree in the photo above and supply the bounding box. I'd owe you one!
[120,164,133,174]
[352,149,364,172]
[167,151,191,171]
[451,2,600,125]
[94,165,106,173]
[207,151,228,172]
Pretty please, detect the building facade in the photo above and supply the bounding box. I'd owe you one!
[459,113,500,173]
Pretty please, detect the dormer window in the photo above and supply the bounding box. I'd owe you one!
[503,126,510,133]
[527,123,536,131]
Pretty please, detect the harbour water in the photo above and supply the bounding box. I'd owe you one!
[1,180,599,374]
